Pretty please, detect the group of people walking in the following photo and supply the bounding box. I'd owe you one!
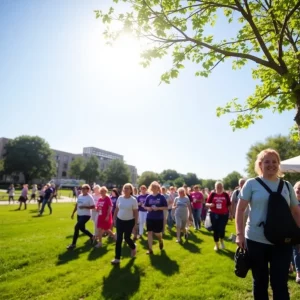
[66,148,300,299]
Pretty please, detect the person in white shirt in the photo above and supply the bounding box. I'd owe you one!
[67,184,95,250]
[111,183,138,265]
[8,184,15,204]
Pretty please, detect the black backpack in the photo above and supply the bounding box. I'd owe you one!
[256,177,300,245]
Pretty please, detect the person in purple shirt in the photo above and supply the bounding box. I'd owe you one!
[137,185,148,238]
[144,181,168,254]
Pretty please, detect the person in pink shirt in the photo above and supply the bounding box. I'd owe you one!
[18,184,28,210]
[95,186,115,248]
[190,185,204,230]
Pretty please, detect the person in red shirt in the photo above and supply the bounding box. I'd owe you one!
[95,186,115,248]
[190,185,204,230]
[206,181,232,251]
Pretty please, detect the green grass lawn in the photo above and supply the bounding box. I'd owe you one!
[0,204,299,300]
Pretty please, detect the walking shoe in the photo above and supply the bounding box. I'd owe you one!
[159,240,164,250]
[220,241,225,249]
[111,259,120,265]
[67,244,76,250]
[95,242,102,248]
[214,245,219,251]
[131,244,137,258]
[146,249,153,255]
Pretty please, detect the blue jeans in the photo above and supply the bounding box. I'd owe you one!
[167,209,174,229]
[246,239,292,300]
[192,208,202,229]
[293,245,300,272]
[72,215,93,245]
[39,198,52,215]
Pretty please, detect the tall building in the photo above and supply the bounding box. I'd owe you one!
[0,138,137,185]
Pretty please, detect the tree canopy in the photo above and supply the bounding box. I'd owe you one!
[97,1,300,135]
[223,171,243,190]
[81,156,101,183]
[160,169,180,182]
[3,135,56,183]
[105,159,131,186]
[69,157,85,179]
[246,135,300,183]
[138,171,160,186]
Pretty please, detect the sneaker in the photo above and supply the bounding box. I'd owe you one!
[95,242,102,248]
[214,245,219,251]
[146,249,153,255]
[131,245,137,257]
[111,259,120,265]
[67,244,76,250]
[296,275,300,284]
[159,240,164,250]
[220,241,225,249]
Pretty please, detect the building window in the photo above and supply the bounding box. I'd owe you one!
[63,163,68,169]
[64,155,68,162]
[62,171,67,177]
[56,155,60,161]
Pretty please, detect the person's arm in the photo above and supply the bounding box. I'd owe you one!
[205,193,215,208]
[71,203,77,219]
[106,205,112,221]
[133,209,138,226]
[172,198,177,209]
[291,205,300,227]
[188,201,193,220]
[113,206,119,221]
[235,199,249,249]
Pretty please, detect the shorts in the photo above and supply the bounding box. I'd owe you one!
[19,196,27,202]
[31,194,36,199]
[146,219,163,233]
[163,210,168,220]
[38,196,43,203]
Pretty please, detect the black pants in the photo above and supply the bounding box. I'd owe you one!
[210,212,228,242]
[115,218,135,259]
[246,239,292,300]
[72,215,93,245]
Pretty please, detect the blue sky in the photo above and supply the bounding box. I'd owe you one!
[0,0,295,180]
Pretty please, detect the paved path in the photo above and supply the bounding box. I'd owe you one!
[0,196,76,205]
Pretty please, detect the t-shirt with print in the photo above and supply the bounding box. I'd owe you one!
[116,196,138,220]
[190,191,204,209]
[137,194,148,212]
[240,177,298,245]
[145,194,168,220]
[76,194,95,216]
[207,192,231,215]
[96,196,112,221]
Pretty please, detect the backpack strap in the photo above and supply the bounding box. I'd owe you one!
[277,179,284,193]
[285,181,290,193]
[255,177,273,194]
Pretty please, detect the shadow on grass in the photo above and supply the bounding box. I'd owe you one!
[187,231,203,243]
[180,240,201,253]
[88,246,108,261]
[149,249,179,276]
[28,209,39,214]
[199,229,213,237]
[102,259,142,300]
[216,249,235,260]
[56,243,92,265]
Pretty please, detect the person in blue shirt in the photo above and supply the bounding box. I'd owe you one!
[38,184,54,216]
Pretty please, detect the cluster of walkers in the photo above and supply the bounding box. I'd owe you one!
[6,183,57,215]
[66,148,300,299]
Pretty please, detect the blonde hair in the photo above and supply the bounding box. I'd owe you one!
[254,148,282,176]
[177,187,186,195]
[123,183,134,195]
[93,185,101,192]
[215,181,223,188]
[100,186,108,193]
[149,181,161,194]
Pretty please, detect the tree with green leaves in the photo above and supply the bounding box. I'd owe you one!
[3,135,56,183]
[97,1,300,136]
[81,156,101,183]
[184,172,200,186]
[223,171,243,190]
[202,179,217,191]
[138,171,160,186]
[160,169,180,182]
[246,135,300,183]
[105,159,131,186]
[174,176,185,187]
[69,157,85,179]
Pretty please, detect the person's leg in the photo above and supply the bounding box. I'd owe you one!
[95,228,103,247]
[124,219,136,250]
[71,216,81,246]
[210,213,220,248]
[167,209,173,229]
[47,201,52,214]
[219,214,229,248]
[175,214,182,241]
[154,220,164,249]
[39,198,48,215]
[147,231,153,252]
[24,200,27,210]
[197,208,202,229]
[270,244,293,300]
[78,216,93,238]
[293,246,300,280]
[246,239,270,300]
[115,218,124,260]
[138,211,143,236]
[192,209,198,229]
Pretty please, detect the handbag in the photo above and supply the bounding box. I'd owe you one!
[204,212,213,231]
[234,247,250,278]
